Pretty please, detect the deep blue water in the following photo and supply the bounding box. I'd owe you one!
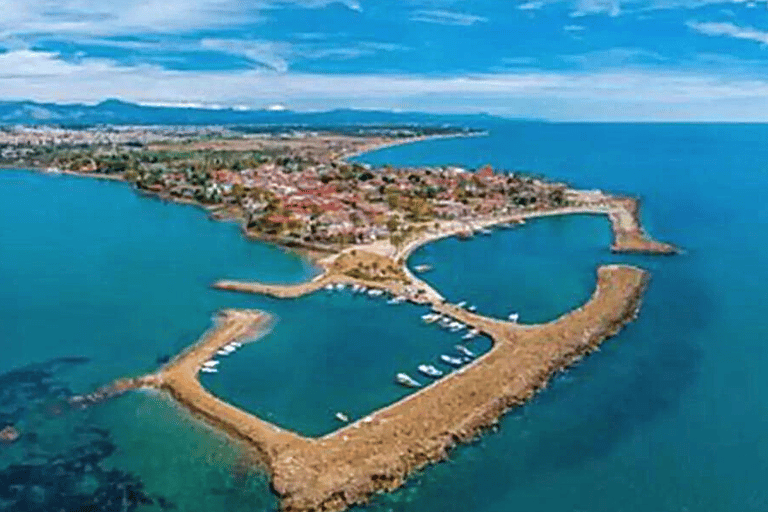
[2,122,768,512]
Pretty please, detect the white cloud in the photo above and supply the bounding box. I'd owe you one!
[201,39,291,72]
[0,0,363,39]
[199,38,408,71]
[687,20,768,45]
[518,1,546,10]
[3,48,768,120]
[410,9,488,26]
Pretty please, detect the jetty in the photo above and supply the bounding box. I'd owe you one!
[111,264,647,512]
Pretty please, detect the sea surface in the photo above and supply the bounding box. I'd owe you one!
[2,122,768,511]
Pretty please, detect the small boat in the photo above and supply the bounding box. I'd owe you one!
[440,355,464,367]
[396,373,422,388]
[359,286,367,293]
[414,264,433,273]
[200,367,218,373]
[418,364,444,378]
[478,228,492,236]
[351,284,360,292]
[335,412,350,423]
[463,328,480,340]
[387,296,406,305]
[457,301,467,308]
[455,344,475,358]
[216,349,229,356]
[421,313,440,323]
[324,284,334,291]
[508,312,520,323]
[203,360,219,367]
[468,305,477,312]
[335,283,345,291]
[368,289,384,297]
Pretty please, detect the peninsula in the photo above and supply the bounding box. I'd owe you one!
[11,126,677,512]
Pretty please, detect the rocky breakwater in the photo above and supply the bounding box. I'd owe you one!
[267,265,648,512]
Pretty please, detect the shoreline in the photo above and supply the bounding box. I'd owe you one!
[340,130,488,161]
[11,134,677,512]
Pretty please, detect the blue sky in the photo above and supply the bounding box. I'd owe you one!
[0,0,767,120]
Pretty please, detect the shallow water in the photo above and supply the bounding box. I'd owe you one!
[3,122,768,512]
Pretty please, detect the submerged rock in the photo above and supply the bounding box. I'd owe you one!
[0,425,20,443]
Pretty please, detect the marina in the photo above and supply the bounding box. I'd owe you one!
[3,119,765,512]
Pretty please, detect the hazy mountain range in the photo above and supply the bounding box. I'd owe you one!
[0,99,505,128]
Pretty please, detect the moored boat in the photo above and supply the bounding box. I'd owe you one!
[418,364,444,378]
[455,344,475,358]
[335,412,350,422]
[440,354,464,367]
[395,373,422,388]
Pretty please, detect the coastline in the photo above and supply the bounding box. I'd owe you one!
[340,130,488,161]
[15,133,677,512]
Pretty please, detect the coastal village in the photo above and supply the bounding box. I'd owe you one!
[1,125,606,254]
[3,125,677,512]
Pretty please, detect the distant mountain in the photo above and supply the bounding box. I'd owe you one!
[0,99,507,128]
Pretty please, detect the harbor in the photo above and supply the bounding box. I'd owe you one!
[114,265,648,512]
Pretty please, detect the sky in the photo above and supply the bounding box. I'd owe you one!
[0,0,767,120]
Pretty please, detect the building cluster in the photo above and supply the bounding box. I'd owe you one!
[141,154,576,248]
[0,126,232,147]
[1,127,585,250]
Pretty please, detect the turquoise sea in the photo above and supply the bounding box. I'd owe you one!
[2,123,768,511]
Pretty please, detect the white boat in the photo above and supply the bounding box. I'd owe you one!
[457,301,467,308]
[418,364,444,378]
[351,284,360,292]
[414,264,433,273]
[440,355,464,367]
[216,349,229,356]
[455,344,475,358]
[359,286,367,293]
[508,312,520,323]
[200,367,218,373]
[463,328,480,340]
[395,373,422,388]
[203,360,219,367]
[368,289,384,297]
[421,313,440,323]
[468,305,477,312]
[324,284,334,291]
[478,228,492,235]
[387,296,406,305]
[335,412,350,422]
[335,283,345,291]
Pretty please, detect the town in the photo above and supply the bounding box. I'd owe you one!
[1,126,593,254]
